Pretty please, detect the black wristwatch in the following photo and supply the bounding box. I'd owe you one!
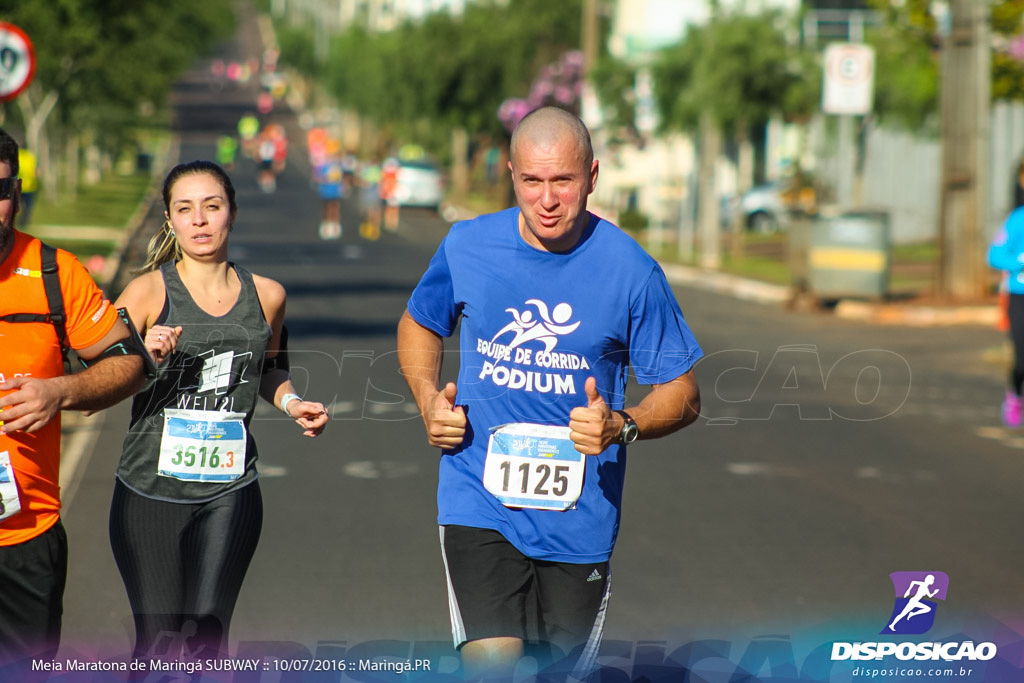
[615,410,639,445]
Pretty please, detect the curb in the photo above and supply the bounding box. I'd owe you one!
[659,262,791,305]
[658,260,998,327]
[834,299,999,327]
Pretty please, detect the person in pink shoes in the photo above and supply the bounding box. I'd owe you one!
[989,162,1024,427]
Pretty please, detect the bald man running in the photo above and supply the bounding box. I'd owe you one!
[398,107,703,681]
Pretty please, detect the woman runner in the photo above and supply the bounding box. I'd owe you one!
[110,160,328,661]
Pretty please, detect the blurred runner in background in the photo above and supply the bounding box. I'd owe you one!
[316,142,344,240]
[215,135,238,173]
[380,157,400,232]
[237,114,260,159]
[359,159,382,239]
[16,148,37,229]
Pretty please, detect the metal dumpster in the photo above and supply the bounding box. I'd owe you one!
[808,211,890,299]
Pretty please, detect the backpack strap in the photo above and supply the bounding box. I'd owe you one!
[0,243,72,374]
[38,243,72,375]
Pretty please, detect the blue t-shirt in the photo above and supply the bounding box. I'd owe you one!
[989,207,1024,294]
[407,208,703,563]
[316,160,344,200]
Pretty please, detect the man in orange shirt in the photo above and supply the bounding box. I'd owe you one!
[0,129,145,670]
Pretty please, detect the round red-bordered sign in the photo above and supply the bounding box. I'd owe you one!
[0,22,36,102]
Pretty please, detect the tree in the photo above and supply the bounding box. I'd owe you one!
[291,0,582,176]
[865,0,1024,131]
[651,8,817,264]
[588,54,639,144]
[653,9,815,152]
[498,50,586,134]
[0,0,234,198]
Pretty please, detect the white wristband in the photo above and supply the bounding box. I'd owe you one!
[280,393,302,417]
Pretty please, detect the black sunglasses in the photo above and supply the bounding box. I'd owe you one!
[0,178,16,201]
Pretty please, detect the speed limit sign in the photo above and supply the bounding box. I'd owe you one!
[0,23,36,102]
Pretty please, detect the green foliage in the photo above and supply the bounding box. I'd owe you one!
[284,0,582,157]
[277,24,319,77]
[864,0,1024,128]
[991,0,1024,36]
[617,208,648,233]
[3,0,234,111]
[991,0,1024,101]
[590,55,638,136]
[860,0,938,129]
[33,172,152,228]
[652,9,816,135]
[651,30,702,132]
[865,23,939,130]
[994,52,1024,101]
[0,0,234,163]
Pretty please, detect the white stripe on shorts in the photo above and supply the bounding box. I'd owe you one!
[571,566,611,682]
[439,526,468,648]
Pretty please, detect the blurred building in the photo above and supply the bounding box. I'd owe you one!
[278,0,472,34]
[337,0,469,31]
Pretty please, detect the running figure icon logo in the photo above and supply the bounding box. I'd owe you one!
[490,299,580,353]
[881,571,949,635]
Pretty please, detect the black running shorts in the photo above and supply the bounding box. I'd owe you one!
[440,524,610,669]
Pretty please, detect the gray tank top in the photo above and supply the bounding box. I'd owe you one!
[116,261,272,502]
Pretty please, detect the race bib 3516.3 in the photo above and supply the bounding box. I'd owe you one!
[158,409,247,483]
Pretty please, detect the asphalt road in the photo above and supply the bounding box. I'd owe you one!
[51,6,1024,682]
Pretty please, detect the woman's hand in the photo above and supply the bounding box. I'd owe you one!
[285,399,329,437]
[145,325,183,364]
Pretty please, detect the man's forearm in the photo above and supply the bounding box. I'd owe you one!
[397,312,445,411]
[56,355,145,412]
[629,370,701,440]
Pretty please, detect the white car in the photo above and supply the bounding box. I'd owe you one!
[395,160,444,209]
[722,182,787,234]
[738,183,786,234]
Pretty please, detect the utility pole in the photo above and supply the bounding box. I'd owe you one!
[937,0,990,300]
[582,0,598,73]
[698,0,721,270]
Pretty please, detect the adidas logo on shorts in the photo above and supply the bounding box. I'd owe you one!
[586,569,603,582]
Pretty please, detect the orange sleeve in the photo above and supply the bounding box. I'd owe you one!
[55,248,119,350]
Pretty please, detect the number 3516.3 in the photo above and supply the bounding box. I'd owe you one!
[171,445,234,469]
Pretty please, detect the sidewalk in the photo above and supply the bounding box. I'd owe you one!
[658,260,1000,327]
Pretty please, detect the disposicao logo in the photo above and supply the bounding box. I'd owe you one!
[882,571,949,635]
[830,571,998,663]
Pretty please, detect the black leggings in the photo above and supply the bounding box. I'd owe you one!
[1009,294,1024,395]
[109,479,262,660]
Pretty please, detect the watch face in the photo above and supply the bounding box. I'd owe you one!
[620,421,638,444]
[617,410,639,444]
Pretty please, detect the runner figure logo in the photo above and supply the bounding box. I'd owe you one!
[881,571,949,635]
[491,299,580,353]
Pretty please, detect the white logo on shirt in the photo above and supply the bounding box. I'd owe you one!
[490,299,580,353]
[476,300,588,395]
[197,350,246,395]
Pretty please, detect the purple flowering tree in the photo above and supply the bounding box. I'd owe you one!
[498,50,586,133]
